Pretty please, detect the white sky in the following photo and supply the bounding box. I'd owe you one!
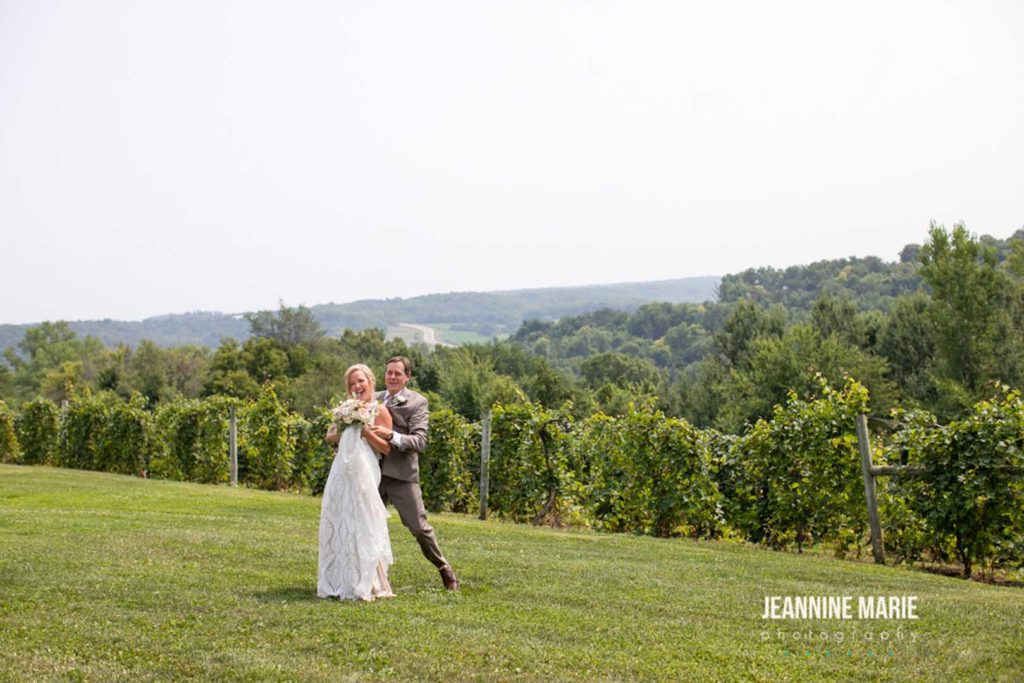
[1,0,1022,324]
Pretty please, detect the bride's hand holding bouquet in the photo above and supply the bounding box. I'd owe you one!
[325,396,379,443]
[332,396,380,442]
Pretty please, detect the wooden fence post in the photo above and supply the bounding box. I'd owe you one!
[856,414,885,564]
[479,409,492,520]
[229,405,238,487]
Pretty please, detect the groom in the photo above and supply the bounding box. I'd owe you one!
[369,356,459,591]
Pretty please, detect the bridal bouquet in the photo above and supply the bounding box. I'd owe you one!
[332,397,380,427]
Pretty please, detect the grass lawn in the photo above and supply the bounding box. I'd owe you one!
[1,464,1022,682]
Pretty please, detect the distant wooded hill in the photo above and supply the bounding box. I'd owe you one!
[510,226,1024,429]
[0,276,720,351]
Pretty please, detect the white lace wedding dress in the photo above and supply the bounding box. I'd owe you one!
[317,425,394,601]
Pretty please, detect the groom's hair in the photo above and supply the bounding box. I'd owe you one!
[386,356,413,376]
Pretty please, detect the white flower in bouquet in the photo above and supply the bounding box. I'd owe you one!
[332,397,380,427]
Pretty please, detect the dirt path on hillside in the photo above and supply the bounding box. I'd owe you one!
[398,323,453,346]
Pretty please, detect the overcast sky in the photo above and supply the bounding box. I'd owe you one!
[1,1,1022,324]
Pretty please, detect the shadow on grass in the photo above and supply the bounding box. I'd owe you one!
[254,585,322,603]
[916,563,1024,588]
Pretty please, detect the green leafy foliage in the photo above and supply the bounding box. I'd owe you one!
[429,347,526,421]
[151,397,236,483]
[288,410,333,493]
[890,387,1024,576]
[240,384,293,490]
[876,482,930,566]
[201,338,263,400]
[729,377,869,551]
[509,226,1024,428]
[573,403,721,537]
[57,390,150,475]
[2,321,105,404]
[876,292,937,406]
[245,301,325,347]
[96,392,151,476]
[420,409,478,513]
[58,391,107,471]
[14,397,59,465]
[0,400,21,463]
[716,255,921,311]
[488,402,574,524]
[6,367,1021,577]
[918,223,1024,416]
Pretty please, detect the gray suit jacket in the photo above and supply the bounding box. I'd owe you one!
[376,388,428,482]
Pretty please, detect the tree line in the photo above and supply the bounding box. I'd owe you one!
[513,223,1024,430]
[2,223,1022,434]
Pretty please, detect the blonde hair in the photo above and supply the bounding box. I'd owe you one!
[344,364,376,395]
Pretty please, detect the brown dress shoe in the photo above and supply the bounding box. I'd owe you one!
[439,565,459,591]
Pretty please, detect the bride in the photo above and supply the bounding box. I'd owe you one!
[317,364,395,601]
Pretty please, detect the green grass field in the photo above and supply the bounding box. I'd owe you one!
[420,323,493,346]
[1,464,1022,682]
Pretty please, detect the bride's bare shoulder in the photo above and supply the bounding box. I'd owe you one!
[375,403,393,428]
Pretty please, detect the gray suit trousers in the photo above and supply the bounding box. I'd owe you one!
[379,474,447,569]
